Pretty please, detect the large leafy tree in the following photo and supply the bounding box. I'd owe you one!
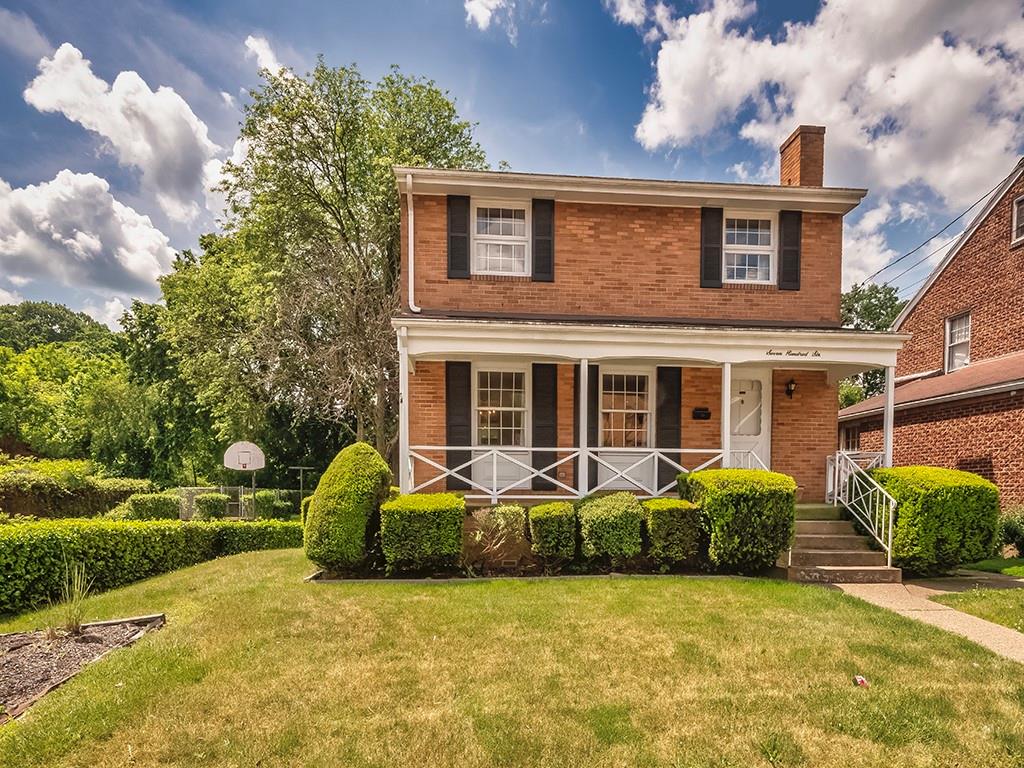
[215,61,487,454]
[0,301,115,353]
[840,283,907,403]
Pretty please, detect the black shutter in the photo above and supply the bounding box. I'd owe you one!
[655,367,682,490]
[532,199,555,282]
[531,364,557,490]
[778,210,802,291]
[588,364,599,490]
[445,361,472,490]
[447,195,470,279]
[700,207,724,288]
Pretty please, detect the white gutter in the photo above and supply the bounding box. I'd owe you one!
[405,172,421,314]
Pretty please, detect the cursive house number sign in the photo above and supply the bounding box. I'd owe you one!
[766,348,822,358]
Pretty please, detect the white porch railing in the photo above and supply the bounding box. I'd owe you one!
[826,450,896,566]
[407,445,768,504]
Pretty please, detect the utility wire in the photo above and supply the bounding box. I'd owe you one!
[862,165,1019,283]
[882,234,961,286]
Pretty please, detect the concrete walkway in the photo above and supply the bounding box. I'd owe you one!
[837,572,1024,664]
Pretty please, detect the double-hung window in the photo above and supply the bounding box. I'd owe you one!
[473,202,529,276]
[723,213,775,284]
[600,373,650,448]
[475,370,527,447]
[945,313,971,372]
[1013,195,1024,246]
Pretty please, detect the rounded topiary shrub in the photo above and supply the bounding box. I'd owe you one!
[577,491,644,564]
[304,442,393,571]
[871,466,999,575]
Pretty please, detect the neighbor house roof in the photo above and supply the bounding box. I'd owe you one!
[839,349,1024,421]
[891,157,1024,330]
[393,166,867,214]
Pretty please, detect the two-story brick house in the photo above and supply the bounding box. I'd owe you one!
[839,157,1024,507]
[392,126,907,508]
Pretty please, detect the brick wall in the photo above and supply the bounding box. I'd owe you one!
[407,361,446,491]
[896,173,1024,376]
[402,196,843,326]
[681,367,724,470]
[771,370,837,502]
[851,389,1024,508]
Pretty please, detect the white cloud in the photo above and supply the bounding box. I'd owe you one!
[0,9,52,62]
[464,0,550,45]
[465,0,508,31]
[0,170,174,296]
[23,43,221,223]
[0,286,24,305]
[244,34,284,73]
[220,90,236,108]
[604,0,647,27]
[82,297,126,330]
[623,0,1024,209]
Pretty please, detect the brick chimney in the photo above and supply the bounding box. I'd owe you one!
[779,125,825,186]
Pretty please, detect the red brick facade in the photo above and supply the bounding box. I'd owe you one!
[401,196,843,326]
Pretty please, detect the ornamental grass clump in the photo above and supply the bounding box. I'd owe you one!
[303,442,392,572]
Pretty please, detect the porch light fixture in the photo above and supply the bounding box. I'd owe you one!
[785,378,797,399]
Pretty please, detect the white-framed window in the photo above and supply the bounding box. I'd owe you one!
[1013,195,1024,246]
[945,313,971,372]
[723,212,776,284]
[472,201,530,276]
[600,371,651,448]
[474,368,528,447]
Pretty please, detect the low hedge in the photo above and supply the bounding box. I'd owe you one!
[380,492,465,573]
[304,443,393,571]
[871,466,1000,575]
[0,518,302,615]
[577,491,644,563]
[642,498,702,568]
[251,489,293,520]
[106,491,181,521]
[528,501,576,562]
[194,492,229,520]
[681,469,796,574]
[0,457,154,518]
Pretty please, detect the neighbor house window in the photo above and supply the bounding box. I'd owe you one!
[476,370,527,446]
[946,313,971,371]
[724,214,774,283]
[1013,195,1024,246]
[473,203,529,276]
[601,373,650,448]
[842,425,860,452]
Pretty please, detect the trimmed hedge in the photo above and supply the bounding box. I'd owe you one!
[300,495,313,525]
[106,491,181,521]
[380,492,465,573]
[528,501,577,561]
[194,492,229,520]
[642,498,702,568]
[681,469,796,574]
[0,518,302,615]
[252,489,293,520]
[304,443,392,571]
[871,466,1000,575]
[578,491,644,563]
[0,457,154,518]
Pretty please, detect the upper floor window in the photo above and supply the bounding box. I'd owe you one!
[1013,195,1024,246]
[723,213,775,284]
[945,313,971,372]
[473,203,529,276]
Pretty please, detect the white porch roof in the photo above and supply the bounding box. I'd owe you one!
[393,316,909,377]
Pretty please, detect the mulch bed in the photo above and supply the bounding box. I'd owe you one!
[0,614,164,723]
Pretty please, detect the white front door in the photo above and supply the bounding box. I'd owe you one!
[730,369,771,469]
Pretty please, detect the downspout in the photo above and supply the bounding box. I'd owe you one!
[405,172,421,313]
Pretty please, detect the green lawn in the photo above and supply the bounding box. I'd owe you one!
[2,550,1023,767]
[934,588,1024,634]
[965,557,1024,577]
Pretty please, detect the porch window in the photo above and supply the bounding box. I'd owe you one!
[1013,195,1024,246]
[600,373,650,447]
[723,214,774,283]
[945,313,970,372]
[473,204,529,276]
[476,370,526,446]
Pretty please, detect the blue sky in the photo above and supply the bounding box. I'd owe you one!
[0,0,1022,325]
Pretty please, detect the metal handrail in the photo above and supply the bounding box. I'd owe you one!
[828,450,897,566]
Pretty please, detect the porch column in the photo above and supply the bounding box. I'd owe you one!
[720,362,731,468]
[882,365,895,468]
[578,358,589,496]
[397,328,411,493]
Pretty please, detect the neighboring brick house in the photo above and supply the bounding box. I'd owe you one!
[839,158,1024,507]
[392,126,906,507]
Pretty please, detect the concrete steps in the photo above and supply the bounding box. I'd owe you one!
[785,504,902,584]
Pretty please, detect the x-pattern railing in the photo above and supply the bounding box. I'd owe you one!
[827,450,896,566]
